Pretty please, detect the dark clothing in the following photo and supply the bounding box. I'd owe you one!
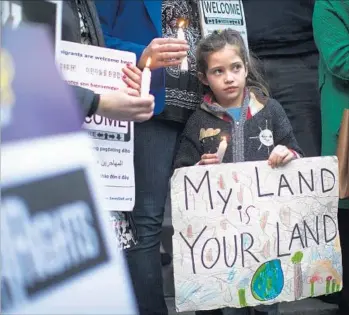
[159,0,203,123]
[174,91,302,169]
[126,119,184,315]
[261,54,321,157]
[62,0,105,46]
[62,0,104,118]
[243,0,321,157]
[244,0,317,57]
[338,208,349,315]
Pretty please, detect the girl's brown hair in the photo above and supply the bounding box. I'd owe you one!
[196,29,269,97]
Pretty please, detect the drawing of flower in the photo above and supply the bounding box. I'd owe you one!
[326,276,332,294]
[220,219,228,230]
[307,274,323,297]
[261,240,271,259]
[260,211,269,231]
[232,171,239,183]
[218,175,225,190]
[291,251,304,300]
[238,289,247,307]
[332,279,337,293]
[186,224,193,238]
[237,277,250,307]
[206,248,213,262]
[279,206,291,227]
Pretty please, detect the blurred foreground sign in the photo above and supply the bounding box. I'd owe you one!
[1,25,137,314]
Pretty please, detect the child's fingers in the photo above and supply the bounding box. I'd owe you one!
[199,153,219,165]
[268,151,278,168]
[199,158,219,165]
[269,145,289,168]
[280,151,295,166]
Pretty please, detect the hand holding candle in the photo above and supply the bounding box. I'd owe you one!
[217,136,228,163]
[177,20,188,72]
[141,57,152,97]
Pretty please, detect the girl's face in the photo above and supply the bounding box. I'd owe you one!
[200,44,248,108]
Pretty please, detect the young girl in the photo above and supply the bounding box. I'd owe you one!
[174,29,303,315]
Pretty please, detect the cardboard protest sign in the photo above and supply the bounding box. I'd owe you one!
[171,157,341,312]
[1,24,137,314]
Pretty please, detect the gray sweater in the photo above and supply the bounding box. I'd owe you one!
[174,90,303,169]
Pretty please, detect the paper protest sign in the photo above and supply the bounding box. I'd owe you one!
[171,157,341,312]
[1,25,137,314]
[58,41,136,211]
[198,0,248,51]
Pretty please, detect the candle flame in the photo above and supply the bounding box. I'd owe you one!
[178,20,185,28]
[145,57,152,68]
[222,136,227,141]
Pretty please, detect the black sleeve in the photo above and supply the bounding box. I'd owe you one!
[70,85,100,118]
[270,100,304,157]
[173,113,203,169]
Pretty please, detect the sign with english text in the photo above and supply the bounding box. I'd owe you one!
[171,157,341,312]
[198,0,249,52]
[58,41,136,211]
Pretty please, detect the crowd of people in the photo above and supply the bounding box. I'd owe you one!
[21,0,349,314]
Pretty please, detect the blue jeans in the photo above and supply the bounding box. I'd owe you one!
[126,119,183,315]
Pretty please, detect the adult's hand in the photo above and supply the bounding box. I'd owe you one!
[138,38,189,70]
[96,90,154,122]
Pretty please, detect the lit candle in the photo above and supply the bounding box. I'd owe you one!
[177,20,188,72]
[141,57,152,97]
[217,137,228,163]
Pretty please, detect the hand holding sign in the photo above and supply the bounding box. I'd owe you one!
[268,145,296,169]
[199,153,220,165]
[138,37,189,70]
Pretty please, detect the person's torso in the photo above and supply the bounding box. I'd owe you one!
[62,0,104,47]
[243,0,317,57]
[319,56,349,156]
[158,0,204,124]
[195,100,279,163]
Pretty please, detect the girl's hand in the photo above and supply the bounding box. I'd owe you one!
[122,64,142,96]
[268,145,295,168]
[198,153,220,165]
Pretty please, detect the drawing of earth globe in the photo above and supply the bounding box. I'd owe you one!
[251,259,284,301]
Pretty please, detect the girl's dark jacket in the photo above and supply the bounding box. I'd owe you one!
[174,90,303,169]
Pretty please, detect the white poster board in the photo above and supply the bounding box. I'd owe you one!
[198,0,249,51]
[58,41,136,211]
[171,157,341,312]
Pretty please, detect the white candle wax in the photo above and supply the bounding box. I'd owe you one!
[141,59,151,97]
[217,137,228,163]
[177,26,188,72]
